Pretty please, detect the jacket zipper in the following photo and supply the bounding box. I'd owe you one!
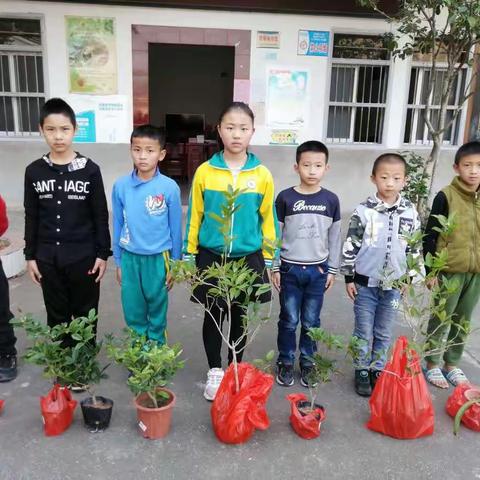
[473,192,478,271]
[228,170,238,256]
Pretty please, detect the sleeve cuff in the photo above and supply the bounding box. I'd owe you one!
[344,275,354,284]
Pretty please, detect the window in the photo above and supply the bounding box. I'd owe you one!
[327,34,390,144]
[0,18,45,137]
[404,66,466,145]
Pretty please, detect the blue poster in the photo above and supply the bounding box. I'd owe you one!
[74,110,96,143]
[297,30,329,57]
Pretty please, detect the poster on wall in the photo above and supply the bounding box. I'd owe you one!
[257,31,280,49]
[266,67,309,127]
[270,130,298,145]
[66,16,117,94]
[69,95,129,143]
[297,30,329,57]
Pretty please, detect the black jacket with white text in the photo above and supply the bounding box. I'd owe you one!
[24,153,111,266]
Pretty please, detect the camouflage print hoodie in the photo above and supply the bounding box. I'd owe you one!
[340,194,421,289]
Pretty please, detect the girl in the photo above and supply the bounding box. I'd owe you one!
[184,102,278,401]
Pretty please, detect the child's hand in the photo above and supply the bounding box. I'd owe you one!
[325,273,335,292]
[272,271,281,292]
[27,260,42,286]
[166,272,174,291]
[426,277,438,290]
[89,258,107,283]
[116,267,122,286]
[345,282,357,301]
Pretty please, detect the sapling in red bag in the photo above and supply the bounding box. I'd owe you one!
[287,393,325,440]
[366,336,434,439]
[211,362,273,444]
[446,383,480,434]
[40,383,77,436]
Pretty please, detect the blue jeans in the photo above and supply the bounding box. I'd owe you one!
[277,262,328,367]
[353,284,401,370]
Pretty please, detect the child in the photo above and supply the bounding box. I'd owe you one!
[24,98,110,347]
[272,141,341,387]
[0,194,17,382]
[184,102,278,401]
[340,153,420,397]
[112,124,182,344]
[423,141,480,388]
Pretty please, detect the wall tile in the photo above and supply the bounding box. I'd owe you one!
[132,50,148,76]
[204,28,228,45]
[179,27,205,45]
[228,30,251,54]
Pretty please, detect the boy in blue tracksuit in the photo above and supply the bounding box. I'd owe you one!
[112,125,182,343]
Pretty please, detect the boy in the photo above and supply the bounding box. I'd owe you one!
[112,125,182,344]
[24,98,111,346]
[0,194,17,382]
[273,141,341,387]
[340,153,420,397]
[423,141,480,388]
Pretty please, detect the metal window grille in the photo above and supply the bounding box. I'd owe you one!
[0,18,45,137]
[327,34,390,144]
[403,67,466,145]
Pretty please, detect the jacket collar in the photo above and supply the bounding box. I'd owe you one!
[365,193,409,214]
[451,176,480,200]
[209,151,261,171]
[130,168,161,186]
[43,152,88,172]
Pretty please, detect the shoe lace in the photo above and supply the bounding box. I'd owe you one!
[208,369,224,385]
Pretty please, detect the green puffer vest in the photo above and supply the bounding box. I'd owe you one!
[436,176,480,273]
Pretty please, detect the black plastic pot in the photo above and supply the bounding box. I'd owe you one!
[80,396,114,433]
[296,401,325,419]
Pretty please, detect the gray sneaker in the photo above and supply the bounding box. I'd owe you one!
[276,363,294,386]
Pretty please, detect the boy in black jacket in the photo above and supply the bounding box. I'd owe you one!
[24,98,111,347]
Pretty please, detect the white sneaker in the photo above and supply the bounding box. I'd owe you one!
[204,368,224,401]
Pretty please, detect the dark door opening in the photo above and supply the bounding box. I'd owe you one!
[149,43,235,194]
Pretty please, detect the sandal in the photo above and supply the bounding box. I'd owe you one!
[424,367,449,389]
[444,368,469,387]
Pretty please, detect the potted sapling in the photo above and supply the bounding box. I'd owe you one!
[287,327,360,440]
[106,329,184,439]
[11,312,109,435]
[170,186,277,444]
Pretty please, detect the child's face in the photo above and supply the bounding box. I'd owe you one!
[131,136,166,178]
[454,154,480,190]
[39,114,76,155]
[371,162,406,203]
[217,110,254,155]
[295,152,329,187]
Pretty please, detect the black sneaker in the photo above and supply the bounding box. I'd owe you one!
[370,369,382,390]
[300,365,318,388]
[276,363,294,386]
[0,355,17,383]
[354,369,372,397]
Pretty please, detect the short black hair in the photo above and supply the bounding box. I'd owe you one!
[296,140,329,164]
[40,98,76,128]
[454,141,480,165]
[372,153,407,175]
[130,124,165,148]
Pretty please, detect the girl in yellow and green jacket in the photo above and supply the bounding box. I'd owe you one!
[183,102,279,401]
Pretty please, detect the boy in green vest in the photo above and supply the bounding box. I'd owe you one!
[423,141,480,388]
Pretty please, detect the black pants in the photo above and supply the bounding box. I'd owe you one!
[37,257,99,347]
[203,301,246,369]
[0,259,16,356]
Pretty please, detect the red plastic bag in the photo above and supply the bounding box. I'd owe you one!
[446,384,480,432]
[0,399,4,414]
[40,384,77,436]
[211,362,273,444]
[366,336,434,439]
[287,393,326,440]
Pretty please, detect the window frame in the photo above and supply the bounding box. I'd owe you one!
[0,14,47,139]
[403,60,469,146]
[324,31,393,146]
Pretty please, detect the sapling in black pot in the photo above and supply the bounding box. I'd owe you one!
[13,310,112,432]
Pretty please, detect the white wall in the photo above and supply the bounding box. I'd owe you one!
[1,0,413,147]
